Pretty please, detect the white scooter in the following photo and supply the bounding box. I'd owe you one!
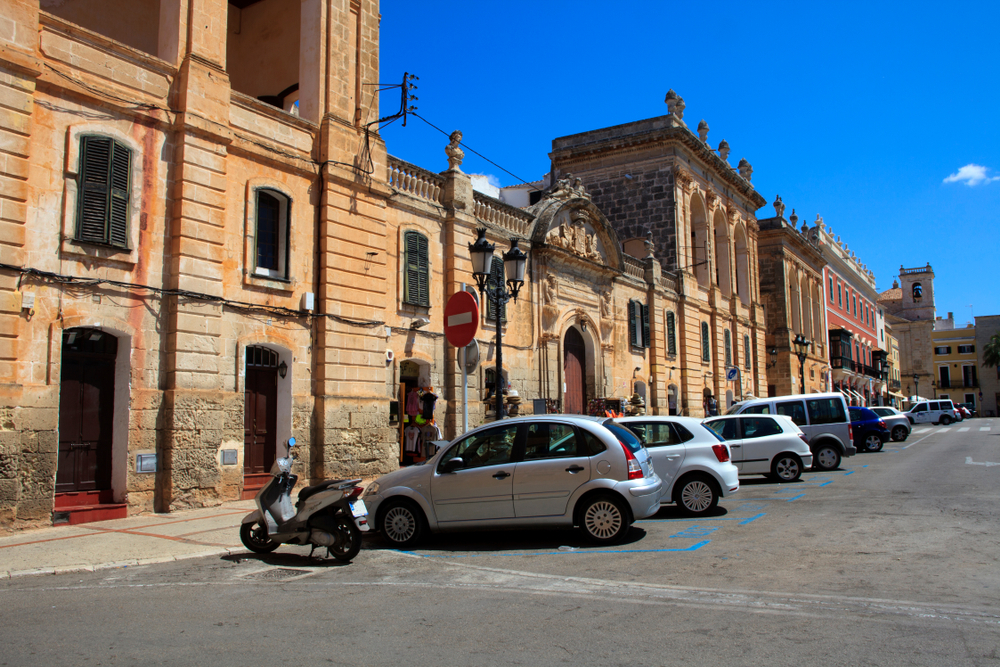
[240,437,369,563]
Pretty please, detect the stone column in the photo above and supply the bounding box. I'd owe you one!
[159,0,233,512]
[644,256,665,414]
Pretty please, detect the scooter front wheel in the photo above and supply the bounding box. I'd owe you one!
[328,516,362,563]
[240,521,280,554]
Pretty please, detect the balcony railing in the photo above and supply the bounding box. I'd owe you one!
[937,380,978,389]
[830,356,884,380]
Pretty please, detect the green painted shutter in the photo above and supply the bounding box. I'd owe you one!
[702,322,710,361]
[628,300,638,347]
[108,141,130,248]
[724,329,732,366]
[744,334,751,369]
[641,303,650,348]
[666,311,676,356]
[404,232,429,306]
[78,136,112,244]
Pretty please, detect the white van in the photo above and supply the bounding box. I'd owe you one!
[904,399,959,426]
[726,392,856,471]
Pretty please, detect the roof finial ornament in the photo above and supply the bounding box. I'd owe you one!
[718,139,730,162]
[738,158,753,182]
[789,208,798,226]
[773,195,785,219]
[697,120,710,144]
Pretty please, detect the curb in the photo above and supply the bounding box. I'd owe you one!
[2,547,246,581]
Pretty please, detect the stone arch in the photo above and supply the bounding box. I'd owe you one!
[240,338,294,482]
[556,314,600,415]
[714,209,732,297]
[529,197,624,271]
[734,223,750,306]
[668,383,679,415]
[689,193,710,288]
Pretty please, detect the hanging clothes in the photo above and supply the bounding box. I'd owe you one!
[405,389,420,417]
[403,425,421,454]
[421,391,437,421]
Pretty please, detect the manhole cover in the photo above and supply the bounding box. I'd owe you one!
[241,568,311,581]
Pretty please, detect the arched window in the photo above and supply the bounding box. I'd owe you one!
[76,135,132,249]
[665,311,677,356]
[403,231,430,306]
[701,322,710,362]
[912,282,923,299]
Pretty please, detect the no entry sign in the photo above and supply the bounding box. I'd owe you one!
[444,291,479,348]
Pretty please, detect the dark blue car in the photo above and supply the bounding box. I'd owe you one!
[849,407,890,453]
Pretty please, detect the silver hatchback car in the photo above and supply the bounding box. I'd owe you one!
[362,415,663,547]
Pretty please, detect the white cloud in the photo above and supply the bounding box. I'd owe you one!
[943,164,1000,186]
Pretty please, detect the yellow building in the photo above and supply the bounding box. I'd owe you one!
[931,314,979,409]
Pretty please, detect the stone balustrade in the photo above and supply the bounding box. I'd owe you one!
[387,156,443,204]
[473,191,532,236]
[622,255,645,281]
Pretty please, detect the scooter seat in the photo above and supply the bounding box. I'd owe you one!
[297,479,348,503]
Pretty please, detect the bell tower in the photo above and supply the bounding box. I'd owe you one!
[895,264,935,322]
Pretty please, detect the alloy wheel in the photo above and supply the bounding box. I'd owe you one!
[583,500,623,540]
[383,505,417,544]
[680,480,714,513]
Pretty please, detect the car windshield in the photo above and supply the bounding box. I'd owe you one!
[604,422,644,454]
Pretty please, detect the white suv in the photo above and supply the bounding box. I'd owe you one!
[704,414,814,482]
[905,399,959,426]
[616,416,739,516]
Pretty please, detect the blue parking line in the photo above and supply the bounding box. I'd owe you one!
[402,540,710,558]
[819,481,832,487]
[787,494,805,502]
[845,470,856,475]
[738,513,765,525]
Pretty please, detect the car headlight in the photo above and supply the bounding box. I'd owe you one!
[362,482,379,498]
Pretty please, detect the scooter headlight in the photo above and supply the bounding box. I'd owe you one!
[362,482,379,498]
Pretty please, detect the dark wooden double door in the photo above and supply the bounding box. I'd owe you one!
[57,332,117,494]
[244,364,278,475]
[563,328,587,415]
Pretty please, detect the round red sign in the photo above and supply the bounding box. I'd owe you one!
[443,291,479,348]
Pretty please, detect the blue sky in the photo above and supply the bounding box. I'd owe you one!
[377,1,1000,322]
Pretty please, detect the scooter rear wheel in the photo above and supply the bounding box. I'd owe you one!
[329,516,362,562]
[240,521,280,554]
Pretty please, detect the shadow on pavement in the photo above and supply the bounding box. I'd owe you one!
[365,525,650,553]
[221,550,353,568]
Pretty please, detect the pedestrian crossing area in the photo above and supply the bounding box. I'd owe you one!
[912,425,992,434]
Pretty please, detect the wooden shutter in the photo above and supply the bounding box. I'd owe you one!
[628,301,638,347]
[702,322,710,361]
[724,329,732,366]
[77,137,130,248]
[666,311,676,356]
[641,303,650,348]
[744,334,751,369]
[404,232,429,306]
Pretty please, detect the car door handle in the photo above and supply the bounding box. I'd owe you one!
[665,455,680,460]
[565,465,586,473]
[730,444,741,448]
[492,471,511,480]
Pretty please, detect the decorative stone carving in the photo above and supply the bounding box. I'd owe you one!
[549,173,590,200]
[665,89,679,114]
[674,166,693,192]
[445,130,464,171]
[600,289,613,320]
[546,209,603,262]
[675,96,686,120]
[727,208,740,225]
[644,231,654,258]
[543,274,558,304]
[718,139,730,161]
[773,195,785,219]
[697,120,710,144]
[789,208,798,226]
[705,189,719,209]
[737,158,753,181]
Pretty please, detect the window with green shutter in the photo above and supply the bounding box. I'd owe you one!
[76,135,131,249]
[666,311,676,356]
[403,231,430,306]
[628,300,650,348]
[486,255,506,321]
[724,329,732,366]
[701,322,710,362]
[744,334,751,369]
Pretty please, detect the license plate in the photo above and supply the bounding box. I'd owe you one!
[350,499,367,518]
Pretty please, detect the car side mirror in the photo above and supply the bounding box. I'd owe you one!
[441,457,465,473]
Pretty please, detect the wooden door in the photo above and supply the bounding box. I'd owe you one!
[57,332,116,494]
[244,366,278,474]
[564,328,586,414]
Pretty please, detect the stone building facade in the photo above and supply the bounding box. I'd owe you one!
[0,2,772,530]
[974,315,1000,418]
[755,199,828,396]
[879,265,937,401]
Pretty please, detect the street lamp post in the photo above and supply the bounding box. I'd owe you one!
[913,373,920,400]
[793,333,811,395]
[468,228,527,421]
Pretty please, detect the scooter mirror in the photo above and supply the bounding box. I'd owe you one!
[287,437,296,448]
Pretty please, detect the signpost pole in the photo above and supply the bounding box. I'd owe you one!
[461,283,468,434]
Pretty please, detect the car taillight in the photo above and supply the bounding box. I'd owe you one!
[347,486,363,499]
[878,420,886,428]
[711,444,730,463]
[619,440,644,480]
[848,423,853,441]
[798,433,809,445]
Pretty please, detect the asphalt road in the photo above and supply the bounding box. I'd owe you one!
[2,419,998,666]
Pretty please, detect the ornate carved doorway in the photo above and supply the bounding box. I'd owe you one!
[563,328,587,414]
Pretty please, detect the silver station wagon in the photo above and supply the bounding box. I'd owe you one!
[362,415,663,547]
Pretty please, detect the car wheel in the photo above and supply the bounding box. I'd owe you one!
[891,426,908,442]
[864,434,884,453]
[378,499,426,549]
[813,444,841,471]
[940,415,952,426]
[578,494,630,545]
[674,475,719,516]
[770,454,802,482]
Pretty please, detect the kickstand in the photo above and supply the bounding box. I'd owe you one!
[308,544,318,559]
[326,547,333,559]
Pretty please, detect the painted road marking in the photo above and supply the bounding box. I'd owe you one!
[966,457,1000,467]
[913,428,930,434]
[981,427,992,432]
[959,427,970,432]
[939,428,951,432]
[404,540,712,558]
[670,526,719,538]
[787,494,804,502]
